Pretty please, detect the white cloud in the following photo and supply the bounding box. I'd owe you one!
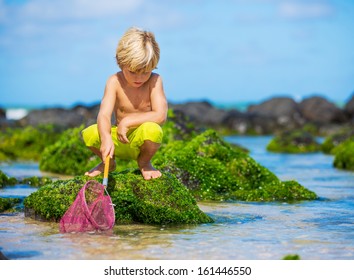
[279,1,334,20]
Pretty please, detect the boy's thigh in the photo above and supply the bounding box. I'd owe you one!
[116,122,163,159]
[82,122,163,160]
[128,122,163,149]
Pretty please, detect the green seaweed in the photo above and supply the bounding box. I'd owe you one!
[24,171,213,225]
[267,130,321,153]
[0,170,17,187]
[153,130,317,202]
[37,110,198,176]
[19,176,53,187]
[39,126,101,175]
[332,137,354,171]
[0,197,21,213]
[321,129,354,154]
[0,125,60,161]
[282,254,301,260]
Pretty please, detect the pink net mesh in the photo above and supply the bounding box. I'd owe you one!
[59,180,115,233]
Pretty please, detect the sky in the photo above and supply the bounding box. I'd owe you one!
[0,0,353,108]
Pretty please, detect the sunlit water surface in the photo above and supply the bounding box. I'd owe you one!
[1,136,353,260]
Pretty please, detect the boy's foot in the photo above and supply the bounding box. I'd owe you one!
[85,160,116,177]
[139,162,162,180]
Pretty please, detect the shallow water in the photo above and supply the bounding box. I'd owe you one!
[1,136,354,260]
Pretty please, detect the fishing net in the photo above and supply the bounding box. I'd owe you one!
[59,180,115,233]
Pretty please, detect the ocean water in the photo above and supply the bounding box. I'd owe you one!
[2,101,252,121]
[0,136,354,260]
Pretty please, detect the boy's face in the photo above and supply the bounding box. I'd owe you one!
[122,66,152,88]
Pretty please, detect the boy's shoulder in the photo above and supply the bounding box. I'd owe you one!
[150,72,161,81]
[105,72,121,88]
[107,72,121,82]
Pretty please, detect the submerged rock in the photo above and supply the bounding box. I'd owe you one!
[24,171,213,225]
[153,130,317,202]
[266,130,321,153]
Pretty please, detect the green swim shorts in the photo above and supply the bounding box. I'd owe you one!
[81,122,163,160]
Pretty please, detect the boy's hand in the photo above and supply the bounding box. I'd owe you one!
[100,139,115,161]
[117,121,130,144]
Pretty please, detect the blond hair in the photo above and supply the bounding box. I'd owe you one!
[116,27,160,73]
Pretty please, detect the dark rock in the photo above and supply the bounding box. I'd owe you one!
[247,96,304,129]
[169,101,227,126]
[223,110,279,134]
[0,108,6,119]
[19,108,86,128]
[72,103,101,126]
[344,93,354,120]
[18,103,101,129]
[299,95,347,123]
[0,118,17,130]
[0,251,8,260]
[222,109,251,134]
[0,108,17,130]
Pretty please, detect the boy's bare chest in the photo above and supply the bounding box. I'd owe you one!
[116,88,152,115]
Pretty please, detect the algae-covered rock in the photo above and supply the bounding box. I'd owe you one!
[332,137,354,171]
[162,109,200,143]
[0,151,7,161]
[153,130,317,202]
[0,125,60,161]
[38,112,198,176]
[0,170,17,188]
[1,170,54,188]
[19,176,53,187]
[39,126,102,175]
[321,129,354,154]
[282,254,301,260]
[36,123,317,202]
[267,130,321,153]
[0,197,20,212]
[24,170,213,225]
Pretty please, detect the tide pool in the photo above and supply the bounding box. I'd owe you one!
[0,136,353,260]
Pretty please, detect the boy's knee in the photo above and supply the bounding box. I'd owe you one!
[81,124,100,147]
[139,122,163,143]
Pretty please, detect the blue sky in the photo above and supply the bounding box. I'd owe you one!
[0,0,353,107]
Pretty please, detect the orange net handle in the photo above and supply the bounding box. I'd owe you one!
[103,157,110,186]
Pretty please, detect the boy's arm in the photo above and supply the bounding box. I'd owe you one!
[97,76,117,159]
[117,75,168,143]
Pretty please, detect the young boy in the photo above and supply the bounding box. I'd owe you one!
[82,27,167,180]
